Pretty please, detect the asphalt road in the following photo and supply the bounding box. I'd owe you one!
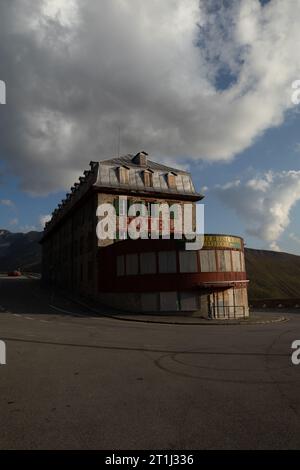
[0,276,300,450]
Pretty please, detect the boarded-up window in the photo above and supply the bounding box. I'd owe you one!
[158,251,177,273]
[232,251,241,272]
[224,250,232,271]
[233,287,248,317]
[87,231,93,252]
[141,293,158,312]
[118,167,129,184]
[126,253,139,275]
[240,252,245,272]
[217,250,226,272]
[216,250,232,272]
[167,173,176,188]
[180,292,198,311]
[117,255,125,276]
[87,260,93,281]
[234,288,242,306]
[223,289,235,316]
[143,171,153,187]
[79,235,84,255]
[179,251,198,273]
[199,250,216,272]
[119,196,127,216]
[169,203,181,221]
[160,291,179,311]
[140,252,156,274]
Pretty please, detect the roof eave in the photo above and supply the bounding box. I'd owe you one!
[92,184,204,201]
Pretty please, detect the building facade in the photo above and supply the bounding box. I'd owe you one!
[41,152,249,319]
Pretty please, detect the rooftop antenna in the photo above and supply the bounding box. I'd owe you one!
[117,124,121,158]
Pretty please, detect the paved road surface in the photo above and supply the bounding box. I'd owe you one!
[0,277,300,449]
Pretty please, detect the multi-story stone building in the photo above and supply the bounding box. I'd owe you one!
[41,152,249,319]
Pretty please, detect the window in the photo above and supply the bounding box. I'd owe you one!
[240,252,245,272]
[216,250,232,272]
[158,251,177,273]
[126,253,139,275]
[117,255,125,276]
[143,170,153,187]
[179,251,198,273]
[118,166,129,184]
[116,196,128,241]
[74,240,78,257]
[87,231,93,252]
[81,209,85,226]
[167,173,176,188]
[119,196,127,216]
[87,260,93,281]
[199,250,216,272]
[180,292,198,311]
[141,293,158,312]
[140,252,156,274]
[232,251,241,272]
[79,235,84,255]
[114,197,120,216]
[169,203,181,220]
[160,292,179,311]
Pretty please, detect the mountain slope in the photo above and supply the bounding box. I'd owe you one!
[0,229,42,272]
[245,248,300,299]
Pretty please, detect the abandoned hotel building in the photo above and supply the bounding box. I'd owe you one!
[41,152,249,319]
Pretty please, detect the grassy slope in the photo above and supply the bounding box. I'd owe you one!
[245,248,300,299]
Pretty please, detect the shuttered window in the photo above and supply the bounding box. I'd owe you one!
[158,251,177,273]
[140,252,156,274]
[199,250,216,272]
[143,171,153,187]
[118,167,129,184]
[179,251,198,273]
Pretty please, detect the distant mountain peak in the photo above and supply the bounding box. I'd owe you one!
[0,229,10,236]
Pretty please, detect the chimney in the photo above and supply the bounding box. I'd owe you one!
[89,161,98,171]
[132,151,148,166]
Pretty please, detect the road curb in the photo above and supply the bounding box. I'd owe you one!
[102,314,288,326]
[54,291,288,326]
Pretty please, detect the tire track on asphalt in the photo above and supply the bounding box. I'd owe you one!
[152,350,298,385]
[264,328,300,418]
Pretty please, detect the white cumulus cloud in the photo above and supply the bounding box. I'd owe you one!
[0,0,300,194]
[215,170,300,250]
[39,214,51,229]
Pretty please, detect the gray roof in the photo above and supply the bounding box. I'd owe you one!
[101,154,190,174]
[94,154,201,196]
[42,153,203,238]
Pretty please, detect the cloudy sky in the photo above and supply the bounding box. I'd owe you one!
[1,0,300,253]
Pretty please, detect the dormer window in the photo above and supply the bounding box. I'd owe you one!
[132,151,148,166]
[118,166,129,184]
[166,172,177,188]
[143,169,154,187]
